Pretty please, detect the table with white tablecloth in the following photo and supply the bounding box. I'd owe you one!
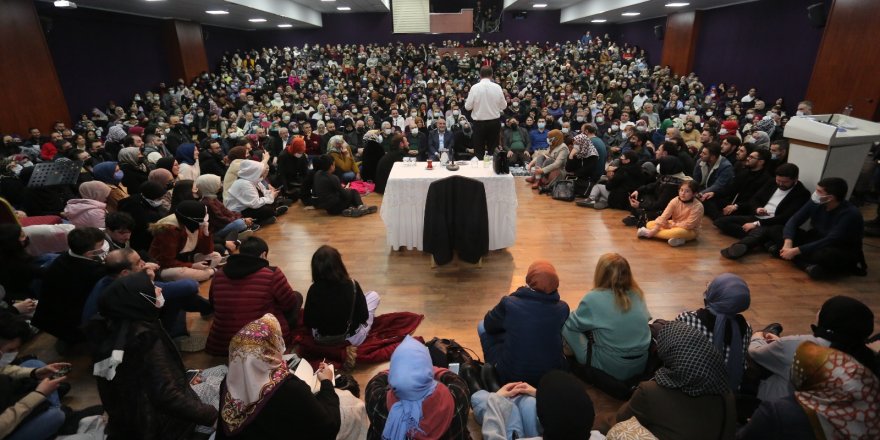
[379,161,517,251]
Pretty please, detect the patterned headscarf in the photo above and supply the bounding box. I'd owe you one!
[704,273,750,391]
[363,129,383,144]
[220,314,292,436]
[654,321,730,397]
[573,133,598,159]
[791,341,880,439]
[106,124,127,143]
[751,131,771,149]
[118,147,146,172]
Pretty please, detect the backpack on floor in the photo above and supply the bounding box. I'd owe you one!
[551,180,576,202]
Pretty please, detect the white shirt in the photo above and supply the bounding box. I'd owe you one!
[757,186,792,219]
[465,78,507,121]
[390,115,406,131]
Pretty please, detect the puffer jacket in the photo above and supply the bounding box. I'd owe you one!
[63,198,107,228]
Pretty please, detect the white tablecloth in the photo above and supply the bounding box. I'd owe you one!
[380,161,518,251]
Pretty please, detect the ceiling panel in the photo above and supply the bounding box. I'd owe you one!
[37,0,390,30]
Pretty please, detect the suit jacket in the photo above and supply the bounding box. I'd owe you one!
[739,180,810,227]
[406,131,429,160]
[427,129,455,159]
[423,176,489,265]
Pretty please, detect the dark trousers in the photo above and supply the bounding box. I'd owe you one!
[714,215,759,239]
[791,229,859,275]
[471,119,501,159]
[702,197,729,220]
[241,205,275,222]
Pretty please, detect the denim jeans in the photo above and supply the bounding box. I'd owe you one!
[7,360,65,440]
[215,218,248,241]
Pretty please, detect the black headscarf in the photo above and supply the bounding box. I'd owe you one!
[535,371,595,440]
[98,272,160,322]
[812,295,877,375]
[174,200,206,232]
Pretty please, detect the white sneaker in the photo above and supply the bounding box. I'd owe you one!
[637,227,650,238]
[668,238,687,247]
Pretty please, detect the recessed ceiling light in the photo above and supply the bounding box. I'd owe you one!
[591,19,607,23]
[205,10,229,15]
[665,2,690,7]
[277,24,293,28]
[533,3,547,8]
[145,0,165,2]
[321,0,336,2]
[337,6,351,10]
[621,12,640,16]
[248,18,267,22]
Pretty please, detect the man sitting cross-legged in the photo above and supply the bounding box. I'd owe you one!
[717,163,810,260]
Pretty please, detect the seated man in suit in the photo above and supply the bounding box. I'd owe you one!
[718,163,810,260]
[427,118,455,161]
[780,177,866,279]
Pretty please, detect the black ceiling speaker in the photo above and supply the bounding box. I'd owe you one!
[654,25,664,40]
[807,2,826,28]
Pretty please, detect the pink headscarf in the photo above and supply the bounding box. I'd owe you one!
[78,181,111,202]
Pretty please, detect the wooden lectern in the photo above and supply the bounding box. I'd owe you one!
[782,114,880,198]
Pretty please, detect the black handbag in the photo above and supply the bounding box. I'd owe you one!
[314,280,357,345]
[551,180,576,202]
[493,151,510,175]
[425,337,482,368]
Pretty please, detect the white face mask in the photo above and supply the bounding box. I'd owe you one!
[0,351,17,367]
[811,191,829,205]
[561,127,570,134]
[410,128,419,135]
[796,110,805,117]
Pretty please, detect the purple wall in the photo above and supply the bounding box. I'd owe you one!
[691,0,823,112]
[615,16,665,67]
[37,4,170,119]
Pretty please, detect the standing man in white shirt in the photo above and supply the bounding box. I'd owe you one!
[465,66,507,159]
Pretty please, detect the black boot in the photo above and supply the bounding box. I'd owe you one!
[481,363,502,392]
[458,362,484,396]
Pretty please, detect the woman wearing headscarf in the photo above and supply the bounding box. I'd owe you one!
[563,253,651,385]
[749,131,771,150]
[197,174,254,250]
[216,314,341,439]
[103,124,127,158]
[479,260,570,386]
[674,273,751,392]
[746,296,878,404]
[117,181,167,252]
[148,200,218,282]
[277,136,309,195]
[92,161,128,212]
[223,146,248,200]
[170,179,198,213]
[94,272,217,439]
[613,321,736,439]
[360,130,386,182]
[327,135,360,183]
[118,147,149,195]
[155,157,180,179]
[226,160,284,224]
[148,168,175,212]
[63,180,111,228]
[566,129,599,181]
[738,341,879,440]
[472,370,603,440]
[364,335,469,440]
[174,143,201,181]
[526,129,569,190]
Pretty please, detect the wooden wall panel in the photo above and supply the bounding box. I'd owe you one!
[805,0,880,121]
[0,0,70,136]
[429,9,474,34]
[660,11,701,76]
[164,20,209,83]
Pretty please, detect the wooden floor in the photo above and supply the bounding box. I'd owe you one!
[24,178,880,436]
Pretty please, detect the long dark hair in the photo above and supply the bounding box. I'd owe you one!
[310,245,350,283]
[170,180,196,212]
[0,223,28,263]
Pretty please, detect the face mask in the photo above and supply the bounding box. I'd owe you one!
[719,128,728,135]
[247,100,254,105]
[11,164,22,175]
[0,351,18,367]
[145,197,164,208]
[636,126,647,132]
[197,112,204,117]
[165,127,171,133]
[537,123,546,129]
[410,128,419,135]
[611,124,619,131]
[561,127,570,134]
[811,191,829,205]
[796,110,805,117]
[384,128,392,135]
[453,110,460,116]
[510,122,518,129]
[724,110,732,116]
[684,127,694,133]
[705,111,714,117]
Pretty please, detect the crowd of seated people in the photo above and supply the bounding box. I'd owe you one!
[0,34,878,439]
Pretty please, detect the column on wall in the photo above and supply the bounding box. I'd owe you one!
[0,0,70,135]
[164,20,210,83]
[660,11,701,76]
[805,0,880,120]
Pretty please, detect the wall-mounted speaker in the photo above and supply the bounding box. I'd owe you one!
[654,25,664,40]
[513,11,528,20]
[807,2,826,28]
